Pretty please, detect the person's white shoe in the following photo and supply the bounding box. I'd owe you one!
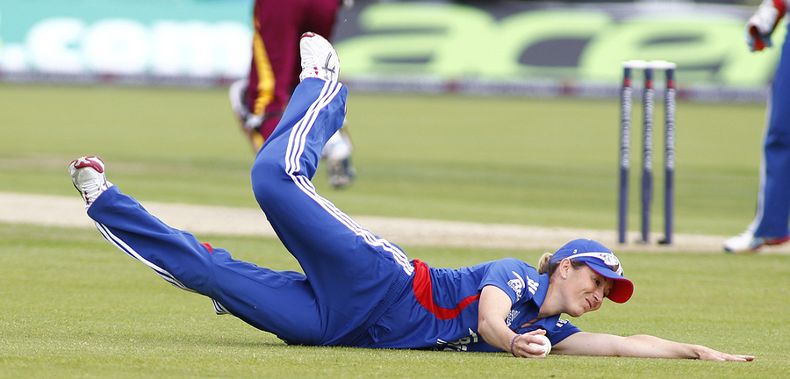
[723,230,790,253]
[228,78,265,151]
[228,78,250,124]
[298,32,340,82]
[68,155,112,207]
[229,78,264,131]
[322,130,355,189]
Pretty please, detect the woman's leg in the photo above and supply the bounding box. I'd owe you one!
[201,246,324,344]
[250,35,413,345]
[79,180,323,344]
[88,186,215,294]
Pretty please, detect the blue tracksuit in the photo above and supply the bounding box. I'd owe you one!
[86,78,580,350]
[752,22,790,239]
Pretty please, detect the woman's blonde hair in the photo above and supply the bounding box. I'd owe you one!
[537,252,554,274]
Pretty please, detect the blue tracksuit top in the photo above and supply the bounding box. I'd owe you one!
[356,258,580,351]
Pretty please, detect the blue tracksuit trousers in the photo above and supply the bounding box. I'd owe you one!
[87,78,413,346]
[752,24,790,239]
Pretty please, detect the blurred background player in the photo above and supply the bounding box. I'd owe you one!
[229,0,356,189]
[724,0,790,253]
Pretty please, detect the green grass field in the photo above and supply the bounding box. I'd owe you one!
[0,83,769,233]
[1,83,789,377]
[2,224,788,377]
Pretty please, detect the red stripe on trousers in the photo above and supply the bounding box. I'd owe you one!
[412,259,480,320]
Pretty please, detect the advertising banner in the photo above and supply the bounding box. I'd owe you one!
[0,0,782,100]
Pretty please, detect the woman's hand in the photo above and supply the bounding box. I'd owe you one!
[509,329,551,358]
[477,285,548,358]
[695,345,754,362]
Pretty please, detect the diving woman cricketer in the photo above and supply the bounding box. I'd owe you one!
[68,33,753,361]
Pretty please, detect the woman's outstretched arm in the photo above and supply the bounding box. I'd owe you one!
[553,331,754,361]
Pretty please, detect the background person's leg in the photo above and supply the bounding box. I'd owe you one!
[752,26,790,240]
[249,0,301,142]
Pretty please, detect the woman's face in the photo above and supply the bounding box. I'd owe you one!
[560,262,614,317]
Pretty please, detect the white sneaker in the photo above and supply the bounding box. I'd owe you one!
[228,78,265,151]
[298,32,340,82]
[228,78,263,132]
[68,156,112,207]
[228,78,249,123]
[322,130,355,189]
[723,230,790,253]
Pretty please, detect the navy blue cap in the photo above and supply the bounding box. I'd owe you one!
[550,239,634,303]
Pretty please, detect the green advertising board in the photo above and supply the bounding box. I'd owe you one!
[0,0,783,94]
